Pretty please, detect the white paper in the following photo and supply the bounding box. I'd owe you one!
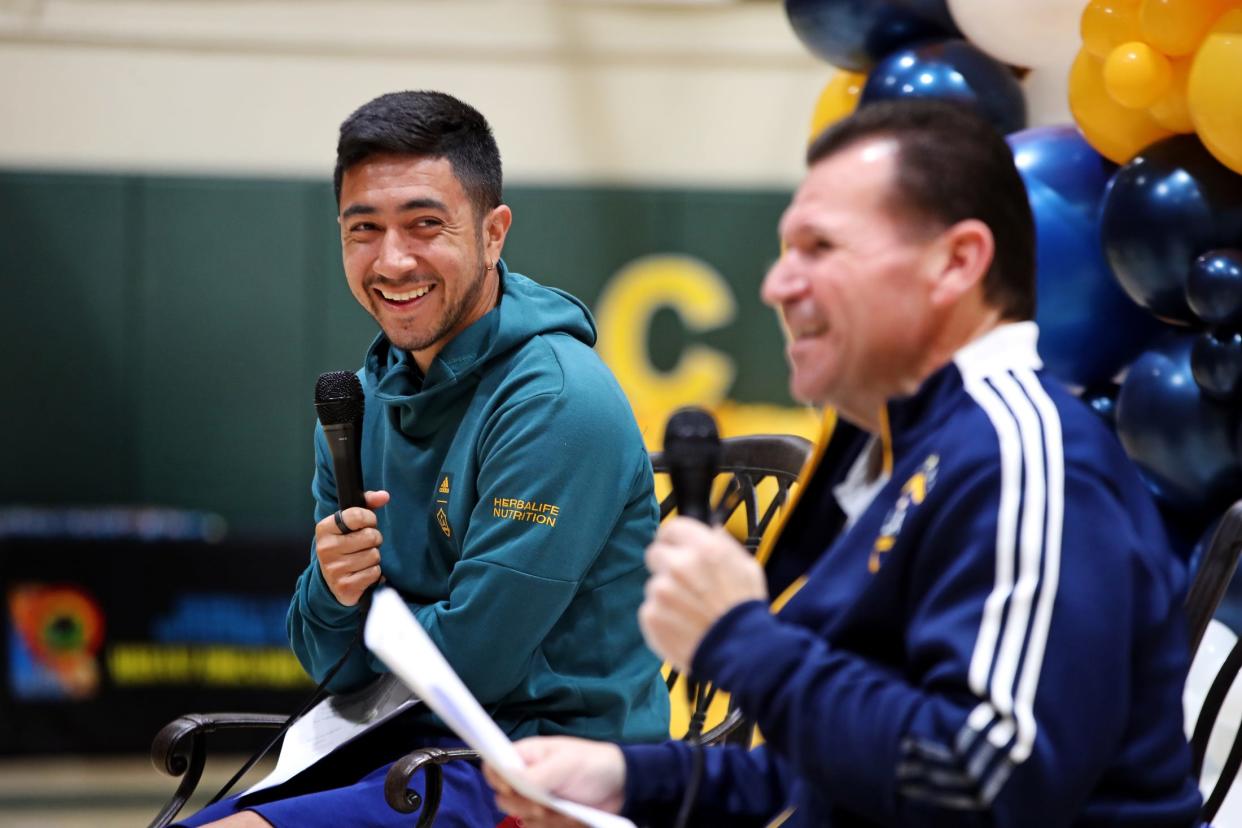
[364,587,637,828]
[243,671,419,795]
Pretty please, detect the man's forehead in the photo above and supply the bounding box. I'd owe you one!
[784,137,901,226]
[807,136,900,188]
[340,154,459,198]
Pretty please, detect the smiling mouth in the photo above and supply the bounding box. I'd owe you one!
[375,284,433,307]
[788,322,827,340]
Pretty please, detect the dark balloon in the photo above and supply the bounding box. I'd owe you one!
[1100,135,1242,325]
[891,0,960,34]
[784,0,955,72]
[1186,249,1242,328]
[1116,337,1242,517]
[1191,329,1242,401]
[861,39,1027,135]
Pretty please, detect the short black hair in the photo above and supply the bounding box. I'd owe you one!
[807,99,1036,321]
[334,90,502,217]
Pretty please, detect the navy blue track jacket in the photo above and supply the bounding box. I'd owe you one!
[622,322,1202,827]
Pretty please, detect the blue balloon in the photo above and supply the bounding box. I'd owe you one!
[1009,125,1116,217]
[1100,135,1242,325]
[1186,249,1242,328]
[1026,180,1165,386]
[861,39,1027,135]
[1191,329,1242,401]
[1116,337,1242,517]
[784,0,954,72]
[1009,127,1165,388]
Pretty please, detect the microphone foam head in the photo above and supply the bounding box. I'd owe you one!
[315,371,365,426]
[663,406,721,467]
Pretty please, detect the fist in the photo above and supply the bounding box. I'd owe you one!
[314,490,390,606]
[639,517,768,672]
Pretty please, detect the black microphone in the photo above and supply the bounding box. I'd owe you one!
[663,407,722,525]
[209,372,369,806]
[662,407,721,828]
[315,371,366,511]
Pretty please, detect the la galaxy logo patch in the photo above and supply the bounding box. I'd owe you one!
[870,454,939,573]
[434,473,453,538]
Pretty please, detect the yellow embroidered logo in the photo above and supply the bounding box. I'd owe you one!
[492,497,560,527]
[436,507,451,538]
[439,476,450,495]
[869,454,939,573]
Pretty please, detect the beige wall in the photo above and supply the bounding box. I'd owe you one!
[0,0,1071,186]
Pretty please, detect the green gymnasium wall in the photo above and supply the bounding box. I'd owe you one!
[0,171,807,535]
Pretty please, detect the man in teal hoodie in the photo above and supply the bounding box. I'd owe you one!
[182,91,668,827]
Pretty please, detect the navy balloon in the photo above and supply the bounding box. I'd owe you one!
[784,0,955,72]
[1186,249,1242,328]
[861,39,1027,135]
[1192,330,1242,401]
[891,0,960,34]
[1008,127,1164,386]
[1116,337,1242,517]
[1100,135,1242,325]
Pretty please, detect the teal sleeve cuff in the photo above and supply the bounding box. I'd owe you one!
[302,559,361,629]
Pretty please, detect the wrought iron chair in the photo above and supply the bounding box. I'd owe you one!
[1183,499,1242,824]
[148,433,812,828]
[380,433,812,822]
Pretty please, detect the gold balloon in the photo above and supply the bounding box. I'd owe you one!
[809,71,866,144]
[1147,55,1195,132]
[1069,48,1174,162]
[1081,0,1144,59]
[1188,9,1242,173]
[1104,41,1174,108]
[1140,0,1237,57]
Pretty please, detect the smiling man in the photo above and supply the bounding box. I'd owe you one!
[179,90,669,828]
[487,100,1202,827]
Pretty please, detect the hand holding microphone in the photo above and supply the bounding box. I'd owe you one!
[314,491,389,607]
[638,408,768,673]
[313,371,388,608]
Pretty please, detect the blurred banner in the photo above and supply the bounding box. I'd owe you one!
[0,509,311,754]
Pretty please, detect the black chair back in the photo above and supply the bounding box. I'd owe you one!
[652,434,812,744]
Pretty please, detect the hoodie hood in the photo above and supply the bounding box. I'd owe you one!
[362,260,597,437]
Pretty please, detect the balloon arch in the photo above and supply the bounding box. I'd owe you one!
[792,0,1242,533]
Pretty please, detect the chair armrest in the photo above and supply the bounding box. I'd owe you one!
[700,706,751,746]
[384,746,480,825]
[152,712,289,776]
[147,713,288,828]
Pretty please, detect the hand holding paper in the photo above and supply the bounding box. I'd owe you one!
[363,587,636,828]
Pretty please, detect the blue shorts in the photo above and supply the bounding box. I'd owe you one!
[177,738,509,828]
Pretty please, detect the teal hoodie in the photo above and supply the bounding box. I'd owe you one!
[289,263,669,744]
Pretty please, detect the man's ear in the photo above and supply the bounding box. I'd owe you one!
[483,204,513,263]
[927,219,994,308]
